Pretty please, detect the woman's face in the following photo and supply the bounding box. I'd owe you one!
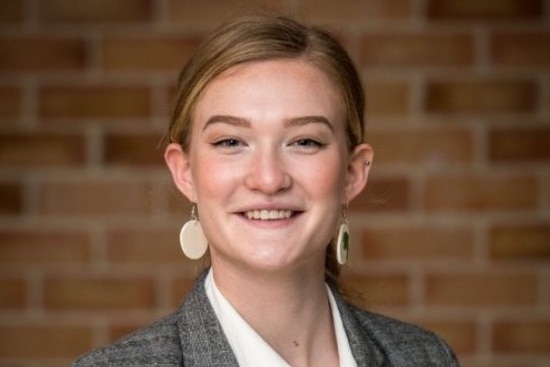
[166,59,372,274]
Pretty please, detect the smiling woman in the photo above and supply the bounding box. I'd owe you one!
[169,58,356,282]
[71,13,460,367]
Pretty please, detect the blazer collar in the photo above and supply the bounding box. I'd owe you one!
[176,271,385,366]
[330,287,387,366]
[176,271,239,366]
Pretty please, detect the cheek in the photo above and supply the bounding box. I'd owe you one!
[190,154,241,198]
[296,155,347,199]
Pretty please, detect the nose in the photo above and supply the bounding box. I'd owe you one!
[244,148,291,195]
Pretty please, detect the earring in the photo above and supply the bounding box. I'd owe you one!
[336,206,350,265]
[179,204,208,260]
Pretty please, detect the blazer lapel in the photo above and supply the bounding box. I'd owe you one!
[332,290,388,367]
[176,272,239,367]
[176,273,388,367]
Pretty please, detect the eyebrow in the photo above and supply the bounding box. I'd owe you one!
[203,115,251,131]
[284,116,334,132]
[203,115,334,132]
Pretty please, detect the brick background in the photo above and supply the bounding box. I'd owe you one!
[0,0,549,365]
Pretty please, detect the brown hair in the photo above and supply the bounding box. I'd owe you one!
[168,14,366,290]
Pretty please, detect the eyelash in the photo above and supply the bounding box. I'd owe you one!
[291,138,326,148]
[211,138,243,148]
[210,137,327,151]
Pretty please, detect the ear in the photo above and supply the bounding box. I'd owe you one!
[344,143,374,203]
[164,143,198,203]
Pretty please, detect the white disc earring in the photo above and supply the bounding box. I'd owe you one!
[179,204,208,260]
[336,206,350,265]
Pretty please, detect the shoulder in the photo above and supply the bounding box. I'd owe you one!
[71,312,183,367]
[344,303,459,366]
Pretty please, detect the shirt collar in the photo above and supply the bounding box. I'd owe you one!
[205,269,357,367]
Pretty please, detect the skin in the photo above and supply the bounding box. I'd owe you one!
[165,59,373,366]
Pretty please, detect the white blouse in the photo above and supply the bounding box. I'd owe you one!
[205,270,357,367]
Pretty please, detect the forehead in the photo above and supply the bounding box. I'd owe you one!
[192,59,345,123]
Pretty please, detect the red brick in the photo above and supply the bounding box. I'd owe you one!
[171,276,197,308]
[425,271,537,307]
[39,85,151,119]
[367,129,472,166]
[40,0,153,23]
[0,229,90,266]
[544,176,550,210]
[109,321,152,341]
[106,226,184,265]
[360,33,474,68]
[38,179,152,217]
[1,2,549,365]
[0,1,26,23]
[301,0,411,22]
[426,0,543,20]
[0,181,22,215]
[544,272,550,306]
[0,277,26,309]
[343,273,410,308]
[351,176,409,212]
[418,319,476,354]
[39,114,156,131]
[493,319,550,354]
[167,195,193,216]
[0,85,21,117]
[44,276,155,310]
[109,323,140,341]
[425,80,538,114]
[103,133,165,166]
[365,81,410,116]
[167,84,178,106]
[0,36,86,73]
[490,224,550,261]
[0,324,92,358]
[425,174,537,211]
[491,32,550,68]
[489,127,550,163]
[362,226,474,262]
[102,36,203,71]
[168,0,286,23]
[0,133,85,167]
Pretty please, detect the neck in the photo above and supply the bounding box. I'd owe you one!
[210,261,339,367]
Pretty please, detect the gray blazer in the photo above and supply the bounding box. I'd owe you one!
[72,272,459,366]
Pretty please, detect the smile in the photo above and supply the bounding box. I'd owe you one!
[245,209,293,220]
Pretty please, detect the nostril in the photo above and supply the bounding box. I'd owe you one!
[244,159,292,194]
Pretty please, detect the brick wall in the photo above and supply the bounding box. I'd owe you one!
[0,0,549,366]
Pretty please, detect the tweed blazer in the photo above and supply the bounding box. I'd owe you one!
[72,272,459,366]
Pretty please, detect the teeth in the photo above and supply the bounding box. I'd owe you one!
[245,210,292,220]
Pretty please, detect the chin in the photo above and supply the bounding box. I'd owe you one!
[247,252,293,272]
[247,248,325,275]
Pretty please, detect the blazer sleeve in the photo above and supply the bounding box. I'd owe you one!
[341,300,462,366]
[70,312,184,367]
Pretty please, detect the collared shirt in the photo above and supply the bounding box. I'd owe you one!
[205,270,357,367]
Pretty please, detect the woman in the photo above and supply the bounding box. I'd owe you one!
[72,14,459,367]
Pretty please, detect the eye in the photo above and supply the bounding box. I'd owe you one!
[212,138,242,148]
[291,138,325,148]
